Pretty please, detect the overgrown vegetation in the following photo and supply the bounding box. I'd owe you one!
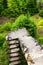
[38,19,43,26]
[39,10,43,17]
[0,33,9,65]
[0,0,4,16]
[0,0,39,17]
[0,14,37,65]
[0,22,12,33]
[38,37,43,45]
[0,0,43,65]
[12,15,37,38]
[0,34,5,47]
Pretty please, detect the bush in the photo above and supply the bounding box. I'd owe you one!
[38,37,43,45]
[0,25,4,33]
[0,41,9,65]
[3,0,8,9]
[38,19,43,26]
[39,10,43,17]
[1,8,16,18]
[3,22,12,31]
[6,0,38,17]
[12,15,37,38]
[0,22,12,33]
[0,0,4,16]
[1,0,39,17]
[29,7,39,15]
[0,33,9,65]
[28,0,39,15]
[0,34,5,47]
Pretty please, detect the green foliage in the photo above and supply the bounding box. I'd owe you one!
[0,33,9,65]
[0,41,9,65]
[0,25,4,33]
[3,22,12,31]
[12,15,37,38]
[29,6,39,15]
[0,0,4,16]
[0,0,8,16]
[5,0,38,17]
[0,34,5,47]
[3,0,8,9]
[28,0,39,15]
[0,0,39,17]
[38,37,43,45]
[39,10,43,17]
[1,8,17,17]
[0,22,12,33]
[38,19,43,26]
[7,0,29,13]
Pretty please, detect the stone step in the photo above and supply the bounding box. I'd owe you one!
[9,53,20,57]
[8,43,19,46]
[9,45,19,49]
[9,48,20,53]
[9,51,20,54]
[8,38,19,41]
[9,60,21,65]
[9,57,20,62]
[9,40,19,44]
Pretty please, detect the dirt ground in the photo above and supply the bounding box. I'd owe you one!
[0,17,16,24]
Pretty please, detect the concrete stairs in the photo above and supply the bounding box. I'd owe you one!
[7,38,22,65]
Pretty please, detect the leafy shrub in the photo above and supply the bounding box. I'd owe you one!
[0,22,12,33]
[38,19,43,26]
[0,0,8,16]
[39,10,43,17]
[0,42,9,65]
[28,0,39,15]
[25,12,30,18]
[0,25,9,64]
[0,25,4,33]
[0,33,9,65]
[7,0,38,17]
[2,8,30,18]
[7,0,29,15]
[3,22,12,31]
[0,34,5,47]
[12,15,37,38]
[29,7,39,15]
[1,0,39,17]
[1,8,16,18]
[0,0,4,16]
[38,37,43,45]
[3,0,8,9]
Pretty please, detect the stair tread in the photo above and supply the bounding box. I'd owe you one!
[9,40,19,44]
[9,57,20,61]
[9,60,21,65]
[9,53,20,57]
[9,51,20,53]
[9,45,19,49]
[9,48,20,53]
